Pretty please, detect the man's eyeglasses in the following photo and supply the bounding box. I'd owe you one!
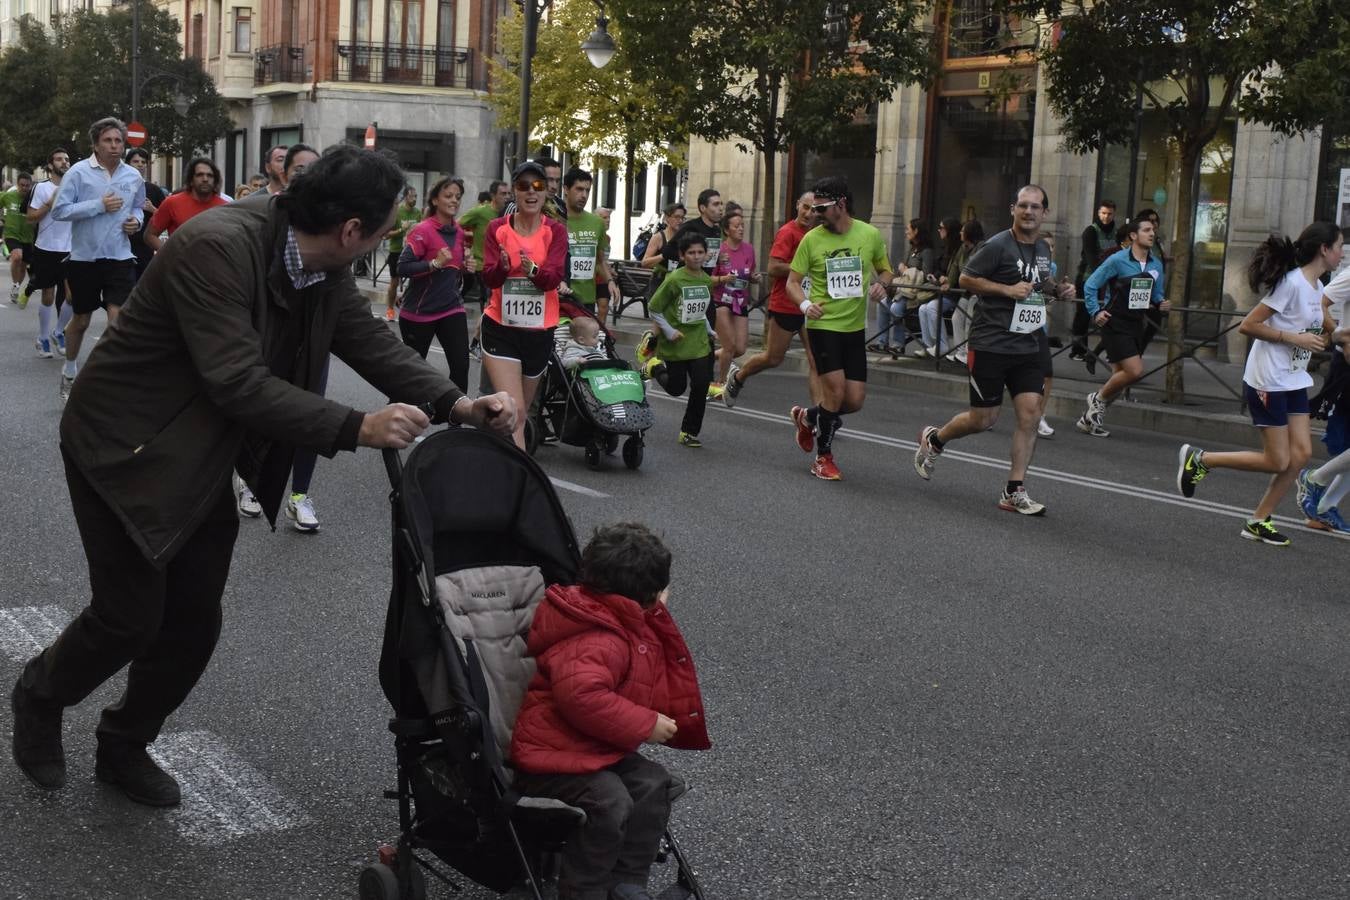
[810,200,838,213]
[514,178,548,193]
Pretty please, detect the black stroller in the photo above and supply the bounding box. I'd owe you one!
[364,428,704,899]
[526,301,653,471]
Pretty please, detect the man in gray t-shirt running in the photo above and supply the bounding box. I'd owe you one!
[911,184,1075,516]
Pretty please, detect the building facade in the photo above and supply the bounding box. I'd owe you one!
[686,3,1337,362]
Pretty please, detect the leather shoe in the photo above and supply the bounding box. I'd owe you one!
[95,739,181,807]
[11,678,66,790]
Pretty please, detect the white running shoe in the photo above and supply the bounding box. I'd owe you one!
[999,487,1046,516]
[1037,417,1055,438]
[59,372,75,404]
[286,493,320,532]
[35,337,52,359]
[233,474,262,518]
[9,283,20,304]
[914,425,940,480]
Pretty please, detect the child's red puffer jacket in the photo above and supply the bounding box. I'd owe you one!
[510,583,710,774]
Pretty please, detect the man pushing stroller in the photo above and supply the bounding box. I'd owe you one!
[510,523,711,900]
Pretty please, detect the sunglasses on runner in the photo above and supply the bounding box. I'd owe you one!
[810,200,838,213]
[514,178,548,193]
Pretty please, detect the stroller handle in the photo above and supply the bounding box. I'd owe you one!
[382,447,403,491]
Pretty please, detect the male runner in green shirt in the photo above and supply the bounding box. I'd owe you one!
[559,167,620,320]
[383,186,421,320]
[2,172,35,305]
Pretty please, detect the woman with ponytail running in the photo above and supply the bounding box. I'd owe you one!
[1175,222,1343,546]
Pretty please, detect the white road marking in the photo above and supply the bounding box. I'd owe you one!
[647,392,1350,541]
[549,477,610,499]
[0,606,71,661]
[148,730,309,843]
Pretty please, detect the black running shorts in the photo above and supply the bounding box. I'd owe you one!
[4,238,30,258]
[386,252,402,281]
[768,310,806,333]
[967,348,1045,408]
[480,315,555,379]
[1101,320,1146,363]
[808,327,867,381]
[66,259,135,315]
[26,246,68,291]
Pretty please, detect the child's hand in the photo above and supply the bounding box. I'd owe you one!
[647,714,677,744]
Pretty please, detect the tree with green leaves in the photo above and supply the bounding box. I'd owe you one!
[1009,0,1350,400]
[606,0,935,256]
[0,9,231,175]
[488,0,688,254]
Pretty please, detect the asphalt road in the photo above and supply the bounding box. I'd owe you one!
[1,298,1348,900]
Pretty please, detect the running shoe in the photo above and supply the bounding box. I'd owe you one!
[468,336,482,361]
[913,425,940,480]
[706,382,725,401]
[723,364,742,408]
[1083,354,1097,375]
[953,350,968,365]
[1309,507,1349,533]
[1176,444,1208,498]
[790,406,814,453]
[811,454,842,481]
[865,341,888,354]
[233,474,262,518]
[51,331,65,354]
[1240,517,1289,546]
[8,284,19,304]
[1084,391,1109,426]
[383,307,396,321]
[915,345,933,359]
[1074,415,1109,438]
[635,330,658,366]
[15,289,29,310]
[286,493,320,532]
[1296,467,1325,519]
[35,337,52,359]
[640,357,663,381]
[677,431,702,448]
[999,487,1046,516]
[58,372,74,404]
[1038,417,1055,438]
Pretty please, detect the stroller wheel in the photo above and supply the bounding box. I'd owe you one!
[357,863,399,900]
[622,436,644,470]
[605,433,620,455]
[585,442,603,470]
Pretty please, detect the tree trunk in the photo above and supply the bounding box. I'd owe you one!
[622,140,636,259]
[1163,141,1201,403]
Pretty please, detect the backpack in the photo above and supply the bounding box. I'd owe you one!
[631,226,654,261]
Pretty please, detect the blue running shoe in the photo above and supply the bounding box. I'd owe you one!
[51,331,66,353]
[1297,468,1326,520]
[1313,507,1349,533]
[34,337,52,359]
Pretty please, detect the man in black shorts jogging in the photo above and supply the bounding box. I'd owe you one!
[51,118,146,403]
[785,176,893,481]
[912,184,1075,514]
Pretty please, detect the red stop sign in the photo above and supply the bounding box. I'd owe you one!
[127,121,148,147]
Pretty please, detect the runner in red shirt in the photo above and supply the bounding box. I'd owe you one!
[145,157,227,250]
[721,191,821,413]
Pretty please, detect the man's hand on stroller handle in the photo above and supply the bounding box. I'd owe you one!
[647,713,678,745]
[459,391,518,438]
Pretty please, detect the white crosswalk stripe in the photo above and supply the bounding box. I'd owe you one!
[0,605,71,661]
[149,730,309,843]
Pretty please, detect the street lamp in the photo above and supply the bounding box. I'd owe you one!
[129,0,191,122]
[580,4,616,69]
[513,0,616,166]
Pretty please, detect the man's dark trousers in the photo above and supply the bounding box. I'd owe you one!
[20,446,239,745]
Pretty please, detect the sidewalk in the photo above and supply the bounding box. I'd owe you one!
[359,284,1333,455]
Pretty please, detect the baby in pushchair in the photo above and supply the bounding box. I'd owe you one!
[560,315,610,369]
[510,522,711,900]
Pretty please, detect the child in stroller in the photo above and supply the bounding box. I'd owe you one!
[527,302,654,469]
[511,522,710,900]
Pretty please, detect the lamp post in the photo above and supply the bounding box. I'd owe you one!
[130,0,191,123]
[513,0,615,167]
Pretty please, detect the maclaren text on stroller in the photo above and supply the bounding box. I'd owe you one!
[362,428,704,899]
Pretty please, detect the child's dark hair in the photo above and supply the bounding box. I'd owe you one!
[1247,222,1342,294]
[677,232,707,256]
[579,522,672,607]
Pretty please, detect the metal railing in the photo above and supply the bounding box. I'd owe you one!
[332,42,478,89]
[254,43,306,85]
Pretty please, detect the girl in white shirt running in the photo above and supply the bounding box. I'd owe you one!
[1175,222,1342,546]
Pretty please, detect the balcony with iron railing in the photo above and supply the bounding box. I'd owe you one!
[332,42,480,90]
[255,44,306,86]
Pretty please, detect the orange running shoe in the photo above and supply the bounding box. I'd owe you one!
[790,406,814,453]
[384,307,396,321]
[811,454,842,481]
